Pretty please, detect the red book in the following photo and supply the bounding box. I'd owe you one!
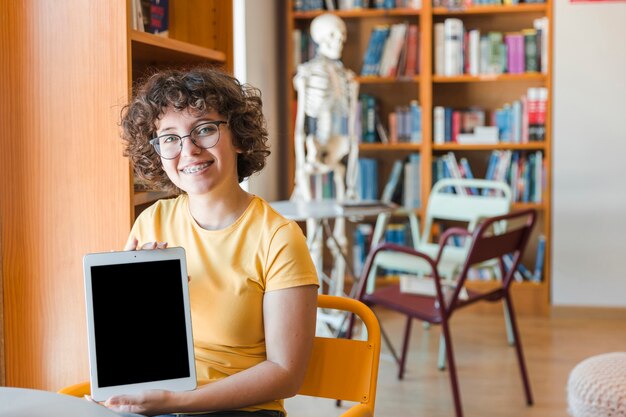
[403,25,420,77]
[452,110,461,143]
[388,112,398,144]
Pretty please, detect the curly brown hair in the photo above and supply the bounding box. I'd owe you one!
[121,66,270,191]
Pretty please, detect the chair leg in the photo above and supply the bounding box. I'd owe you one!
[441,318,464,417]
[503,300,515,346]
[504,295,534,405]
[398,316,413,380]
[438,332,447,371]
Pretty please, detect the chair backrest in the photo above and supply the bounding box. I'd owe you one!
[449,209,536,307]
[421,178,512,246]
[59,295,382,416]
[299,294,381,413]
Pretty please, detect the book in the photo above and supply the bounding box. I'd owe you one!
[379,23,408,77]
[149,0,169,36]
[409,100,422,143]
[433,106,445,144]
[522,29,539,72]
[403,24,420,77]
[533,17,549,74]
[381,160,405,203]
[468,29,480,76]
[403,154,421,209]
[293,30,302,68]
[361,26,390,76]
[434,23,445,76]
[533,234,546,282]
[443,152,467,195]
[131,0,145,31]
[444,18,464,76]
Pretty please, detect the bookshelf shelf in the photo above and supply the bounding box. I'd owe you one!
[432,73,546,83]
[433,142,546,151]
[131,30,226,67]
[360,143,422,151]
[433,4,547,15]
[293,8,421,20]
[286,0,552,315]
[357,75,420,84]
[512,202,545,210]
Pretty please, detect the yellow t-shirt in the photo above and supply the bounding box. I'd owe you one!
[129,195,319,414]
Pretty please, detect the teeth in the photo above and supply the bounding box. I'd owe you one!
[182,162,210,174]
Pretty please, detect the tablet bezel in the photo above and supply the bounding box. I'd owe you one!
[83,247,197,402]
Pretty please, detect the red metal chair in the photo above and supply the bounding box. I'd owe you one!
[351,209,536,417]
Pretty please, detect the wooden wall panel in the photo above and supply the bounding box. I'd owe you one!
[0,0,132,390]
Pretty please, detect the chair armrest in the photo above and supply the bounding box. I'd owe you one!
[340,404,374,417]
[435,227,472,265]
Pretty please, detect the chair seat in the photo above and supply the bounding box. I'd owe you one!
[364,282,506,324]
[363,284,443,324]
[372,245,468,278]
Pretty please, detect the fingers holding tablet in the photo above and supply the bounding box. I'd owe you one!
[124,236,168,251]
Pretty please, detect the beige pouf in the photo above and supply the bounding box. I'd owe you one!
[567,352,626,417]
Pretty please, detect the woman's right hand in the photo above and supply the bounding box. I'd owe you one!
[124,237,188,282]
[124,236,168,251]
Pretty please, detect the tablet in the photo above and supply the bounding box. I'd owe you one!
[83,247,197,402]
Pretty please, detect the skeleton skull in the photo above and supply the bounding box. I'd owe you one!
[310,14,347,61]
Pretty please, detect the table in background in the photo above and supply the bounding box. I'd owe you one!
[0,387,119,417]
[271,199,394,336]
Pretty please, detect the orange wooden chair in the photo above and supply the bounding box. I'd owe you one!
[60,294,381,417]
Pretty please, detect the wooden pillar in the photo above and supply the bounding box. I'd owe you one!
[0,0,132,390]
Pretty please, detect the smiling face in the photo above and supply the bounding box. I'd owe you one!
[156,107,240,198]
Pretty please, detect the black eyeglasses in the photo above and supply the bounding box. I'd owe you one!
[149,121,228,159]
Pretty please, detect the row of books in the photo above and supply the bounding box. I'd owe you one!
[353,224,545,282]
[386,101,422,144]
[353,221,411,278]
[360,95,422,144]
[357,154,422,208]
[467,237,545,282]
[432,150,544,203]
[361,23,420,78]
[433,0,545,7]
[294,0,421,11]
[433,87,548,144]
[434,17,549,76]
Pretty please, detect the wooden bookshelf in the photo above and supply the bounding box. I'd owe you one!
[0,0,232,391]
[285,1,552,315]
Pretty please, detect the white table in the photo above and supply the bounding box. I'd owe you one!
[0,387,119,417]
[270,199,395,294]
[271,199,395,337]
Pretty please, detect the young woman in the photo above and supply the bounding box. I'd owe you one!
[107,67,319,417]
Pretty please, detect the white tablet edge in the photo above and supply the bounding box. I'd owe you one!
[83,247,197,402]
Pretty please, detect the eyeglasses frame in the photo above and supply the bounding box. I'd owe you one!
[149,120,228,160]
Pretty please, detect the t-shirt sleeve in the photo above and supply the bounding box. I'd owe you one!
[264,221,319,292]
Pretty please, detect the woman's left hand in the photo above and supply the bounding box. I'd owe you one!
[104,390,175,416]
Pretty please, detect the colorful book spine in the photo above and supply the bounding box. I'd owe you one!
[533,234,546,282]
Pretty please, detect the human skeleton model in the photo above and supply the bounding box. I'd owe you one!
[292,14,359,297]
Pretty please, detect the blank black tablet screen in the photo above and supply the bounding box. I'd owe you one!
[90,260,191,387]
